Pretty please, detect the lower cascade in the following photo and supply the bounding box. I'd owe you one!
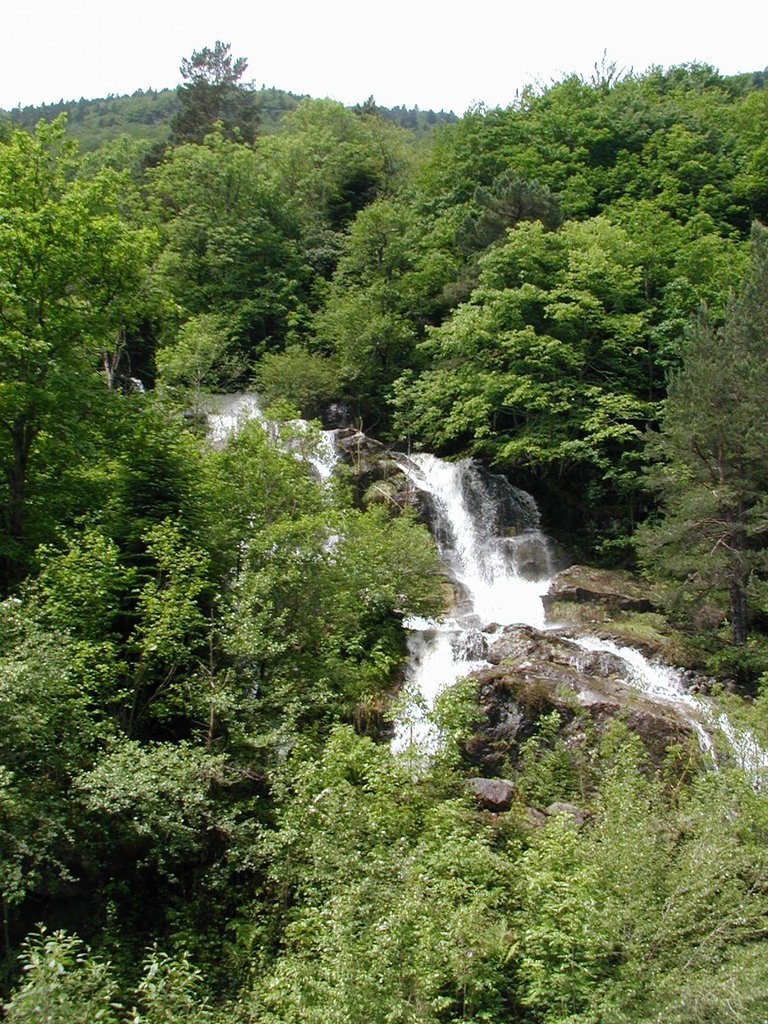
[391,452,553,753]
[391,452,768,786]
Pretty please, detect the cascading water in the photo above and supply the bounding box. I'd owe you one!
[207,393,264,446]
[569,635,768,787]
[391,453,553,752]
[569,636,717,757]
[206,398,766,782]
[391,452,768,786]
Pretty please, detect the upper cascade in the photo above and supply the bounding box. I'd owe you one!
[205,392,339,480]
[207,392,263,446]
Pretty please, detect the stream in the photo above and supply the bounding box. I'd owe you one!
[207,394,768,785]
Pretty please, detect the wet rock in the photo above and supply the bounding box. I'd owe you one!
[468,777,516,811]
[464,624,696,771]
[320,402,352,429]
[333,431,416,511]
[458,463,541,535]
[361,475,408,509]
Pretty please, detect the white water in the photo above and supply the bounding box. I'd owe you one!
[207,393,264,446]
[571,636,768,786]
[570,636,716,757]
[206,402,767,780]
[395,454,550,630]
[391,453,768,785]
[392,453,552,752]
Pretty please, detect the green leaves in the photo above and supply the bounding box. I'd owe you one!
[0,119,154,587]
[74,740,226,872]
[224,504,442,734]
[392,217,651,476]
[149,134,311,361]
[3,929,215,1024]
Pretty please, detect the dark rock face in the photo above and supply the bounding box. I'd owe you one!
[458,462,541,535]
[463,624,694,773]
[320,402,353,429]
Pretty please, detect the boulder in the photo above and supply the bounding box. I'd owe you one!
[467,777,516,811]
[463,624,696,772]
[361,475,408,509]
[333,431,418,513]
[544,801,585,827]
[544,564,655,614]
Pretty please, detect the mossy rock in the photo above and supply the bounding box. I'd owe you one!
[361,474,407,509]
[544,565,655,613]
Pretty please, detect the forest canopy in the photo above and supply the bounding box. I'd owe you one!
[2,51,768,1024]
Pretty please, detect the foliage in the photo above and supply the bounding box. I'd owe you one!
[155,314,245,418]
[149,132,313,361]
[3,928,120,1024]
[171,41,258,145]
[254,346,342,421]
[638,223,768,641]
[253,727,514,1024]
[3,929,216,1024]
[0,117,154,588]
[4,59,768,1024]
[512,731,768,1022]
[223,504,442,736]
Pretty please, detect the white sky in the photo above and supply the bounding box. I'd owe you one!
[2,0,766,113]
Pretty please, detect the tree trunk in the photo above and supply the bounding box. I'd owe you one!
[0,415,36,592]
[729,575,749,646]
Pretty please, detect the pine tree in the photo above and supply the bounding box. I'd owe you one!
[170,41,258,144]
[639,223,768,643]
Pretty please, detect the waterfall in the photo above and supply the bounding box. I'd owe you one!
[204,400,766,781]
[570,636,768,785]
[392,452,768,785]
[394,454,551,629]
[569,636,717,757]
[391,453,553,752]
[207,393,265,446]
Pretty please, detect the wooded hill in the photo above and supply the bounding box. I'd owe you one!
[0,85,458,151]
[2,44,768,1023]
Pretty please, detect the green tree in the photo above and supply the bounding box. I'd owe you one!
[255,727,513,1024]
[0,118,153,589]
[3,929,215,1024]
[259,99,414,276]
[149,132,312,362]
[224,505,442,736]
[513,731,768,1023]
[391,217,652,554]
[3,928,120,1024]
[155,313,244,421]
[638,223,768,643]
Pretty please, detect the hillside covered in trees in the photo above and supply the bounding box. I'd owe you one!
[2,44,768,1023]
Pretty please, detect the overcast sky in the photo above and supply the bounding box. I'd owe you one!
[2,0,766,113]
